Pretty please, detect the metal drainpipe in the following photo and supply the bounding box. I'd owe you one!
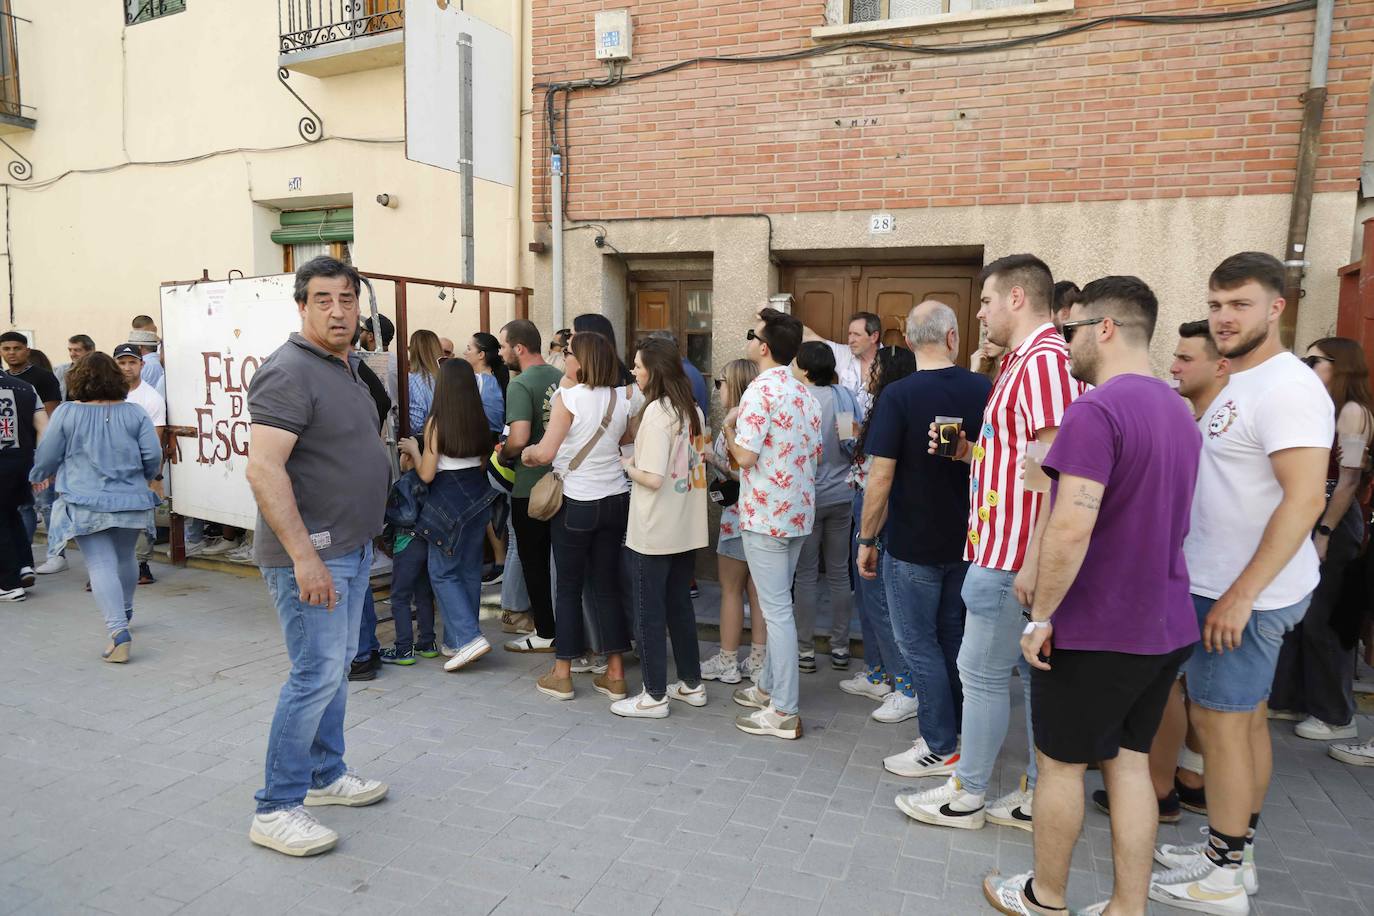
[551,148,565,332]
[1280,0,1334,348]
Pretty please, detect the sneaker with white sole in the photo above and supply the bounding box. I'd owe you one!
[981,871,1043,916]
[249,805,338,857]
[732,684,771,710]
[224,541,256,563]
[667,681,707,707]
[986,775,1033,832]
[798,649,816,673]
[871,691,919,724]
[504,634,555,653]
[1329,735,1374,767]
[200,538,238,557]
[884,738,960,779]
[444,635,491,672]
[303,771,388,808]
[19,566,34,588]
[1294,716,1358,741]
[735,705,802,739]
[741,652,765,683]
[839,669,892,701]
[895,775,985,830]
[1154,827,1258,895]
[0,587,25,602]
[34,555,68,574]
[701,651,742,684]
[571,654,608,674]
[611,689,670,719]
[1149,856,1250,914]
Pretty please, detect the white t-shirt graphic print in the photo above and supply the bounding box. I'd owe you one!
[1184,351,1333,610]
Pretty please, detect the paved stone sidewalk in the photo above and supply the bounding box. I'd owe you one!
[1,558,1371,916]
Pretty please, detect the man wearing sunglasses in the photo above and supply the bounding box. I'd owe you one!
[1148,252,1331,915]
[985,276,1202,915]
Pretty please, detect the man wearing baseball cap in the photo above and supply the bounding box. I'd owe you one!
[129,317,164,397]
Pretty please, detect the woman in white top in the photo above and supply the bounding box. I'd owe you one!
[612,339,709,718]
[398,358,496,673]
[521,331,633,702]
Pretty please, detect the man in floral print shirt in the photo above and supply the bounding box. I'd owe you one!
[724,307,821,740]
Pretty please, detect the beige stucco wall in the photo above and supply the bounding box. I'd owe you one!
[520,191,1354,376]
[0,0,527,357]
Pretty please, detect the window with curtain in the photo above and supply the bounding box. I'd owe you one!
[272,208,355,272]
[849,0,1045,22]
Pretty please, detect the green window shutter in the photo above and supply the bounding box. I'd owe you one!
[127,0,187,25]
[271,208,355,245]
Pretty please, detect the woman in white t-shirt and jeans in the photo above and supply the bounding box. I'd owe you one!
[612,338,710,718]
[521,331,634,702]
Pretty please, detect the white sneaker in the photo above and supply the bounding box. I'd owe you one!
[224,540,256,563]
[610,689,669,719]
[1329,735,1374,767]
[884,738,959,778]
[735,705,802,740]
[701,651,742,684]
[304,771,388,808]
[666,681,707,707]
[895,776,985,830]
[183,540,210,558]
[871,691,919,724]
[1294,716,1358,741]
[444,636,491,671]
[839,670,892,701]
[980,872,1040,916]
[34,556,68,574]
[732,684,771,710]
[0,587,25,602]
[570,653,608,674]
[503,633,555,653]
[440,644,457,658]
[986,775,1033,832]
[249,805,338,857]
[741,652,765,683]
[1154,827,1258,895]
[1149,856,1250,914]
[200,538,238,557]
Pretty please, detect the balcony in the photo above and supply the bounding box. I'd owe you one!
[278,0,404,78]
[0,2,34,134]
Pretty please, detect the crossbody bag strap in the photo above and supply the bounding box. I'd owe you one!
[566,387,618,473]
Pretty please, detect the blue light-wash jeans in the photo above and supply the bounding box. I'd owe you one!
[76,527,140,637]
[20,487,62,559]
[884,554,968,757]
[429,515,488,651]
[794,501,855,654]
[742,530,805,716]
[354,589,380,664]
[500,516,529,612]
[850,491,903,674]
[389,536,435,652]
[256,544,371,814]
[954,564,1037,796]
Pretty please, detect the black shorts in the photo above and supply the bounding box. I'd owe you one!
[1031,645,1194,765]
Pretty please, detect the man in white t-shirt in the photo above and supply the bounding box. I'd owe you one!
[1148,253,1331,915]
[804,311,880,416]
[116,343,167,586]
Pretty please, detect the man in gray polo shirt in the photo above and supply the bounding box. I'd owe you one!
[245,256,391,857]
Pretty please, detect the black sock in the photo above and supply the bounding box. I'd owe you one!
[1023,877,1066,912]
[1205,828,1247,868]
[1246,812,1259,847]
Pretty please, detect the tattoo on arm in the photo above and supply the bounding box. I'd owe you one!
[1071,484,1101,510]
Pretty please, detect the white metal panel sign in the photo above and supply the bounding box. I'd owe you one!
[405,4,515,187]
[162,274,302,530]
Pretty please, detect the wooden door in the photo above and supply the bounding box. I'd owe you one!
[786,267,854,343]
[629,275,714,376]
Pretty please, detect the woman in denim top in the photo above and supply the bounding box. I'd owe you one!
[398,358,497,673]
[31,353,161,663]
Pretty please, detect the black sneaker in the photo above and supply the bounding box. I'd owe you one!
[348,656,378,681]
[415,641,440,659]
[1175,776,1206,815]
[690,583,701,599]
[380,646,416,666]
[799,651,816,674]
[1091,788,1181,823]
[138,562,156,585]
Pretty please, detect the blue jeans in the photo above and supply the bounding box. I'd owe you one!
[884,554,968,756]
[77,527,140,637]
[429,513,488,651]
[742,530,805,716]
[389,536,434,652]
[629,548,701,699]
[954,564,1037,796]
[851,491,903,674]
[1184,594,1312,713]
[354,589,380,664]
[500,516,529,612]
[550,494,631,661]
[256,545,371,814]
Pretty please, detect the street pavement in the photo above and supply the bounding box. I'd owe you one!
[1,556,1372,915]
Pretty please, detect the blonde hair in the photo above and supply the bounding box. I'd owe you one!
[409,329,443,383]
[720,358,758,409]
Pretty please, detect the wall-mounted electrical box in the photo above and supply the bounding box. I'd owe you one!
[594,10,632,61]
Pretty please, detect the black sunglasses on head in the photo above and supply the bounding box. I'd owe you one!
[746,329,758,341]
[1301,354,1333,368]
[713,378,725,390]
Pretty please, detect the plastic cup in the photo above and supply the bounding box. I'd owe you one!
[935,416,962,457]
[837,410,855,440]
[1024,441,1051,493]
[1338,434,1368,470]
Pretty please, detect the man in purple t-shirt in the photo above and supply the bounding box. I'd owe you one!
[983,277,1201,916]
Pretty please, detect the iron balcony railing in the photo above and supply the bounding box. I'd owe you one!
[279,0,405,55]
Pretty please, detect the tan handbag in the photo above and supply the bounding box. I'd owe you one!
[527,388,618,521]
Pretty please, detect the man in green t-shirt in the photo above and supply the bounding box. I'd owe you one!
[499,320,565,652]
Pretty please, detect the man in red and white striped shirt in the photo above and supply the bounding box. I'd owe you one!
[898,254,1086,834]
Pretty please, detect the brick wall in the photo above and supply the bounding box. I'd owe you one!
[530,0,1371,221]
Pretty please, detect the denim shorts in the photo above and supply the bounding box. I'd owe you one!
[716,534,746,562]
[1182,593,1311,713]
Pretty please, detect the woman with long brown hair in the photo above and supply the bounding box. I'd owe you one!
[611,338,709,717]
[701,358,765,684]
[406,329,444,434]
[1271,336,1373,749]
[398,358,498,672]
[521,331,634,701]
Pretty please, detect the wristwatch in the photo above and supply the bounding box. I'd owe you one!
[857,536,877,547]
[1315,523,1333,536]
